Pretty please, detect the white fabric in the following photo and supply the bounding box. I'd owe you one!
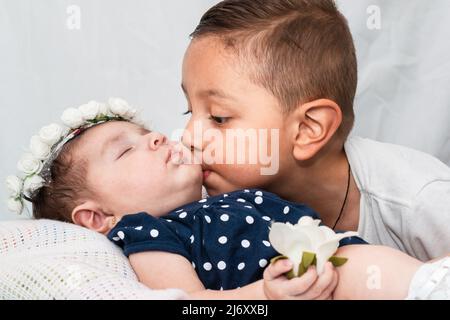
[406,258,450,300]
[345,136,450,261]
[0,219,187,300]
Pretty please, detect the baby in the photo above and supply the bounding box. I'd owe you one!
[6,99,449,299]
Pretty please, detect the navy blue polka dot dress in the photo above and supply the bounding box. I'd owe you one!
[107,189,366,290]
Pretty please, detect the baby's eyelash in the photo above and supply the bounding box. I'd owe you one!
[182,110,192,116]
[118,147,133,159]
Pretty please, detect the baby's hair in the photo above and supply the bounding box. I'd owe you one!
[32,133,90,222]
[191,0,357,139]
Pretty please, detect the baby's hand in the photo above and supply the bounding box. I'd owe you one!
[263,259,338,300]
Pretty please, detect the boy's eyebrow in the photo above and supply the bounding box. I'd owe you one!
[181,83,237,102]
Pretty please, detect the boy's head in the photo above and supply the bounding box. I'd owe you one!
[182,0,357,195]
[8,101,202,234]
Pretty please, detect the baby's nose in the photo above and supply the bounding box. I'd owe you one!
[148,132,167,150]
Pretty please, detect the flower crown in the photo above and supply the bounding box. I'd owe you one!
[5,98,143,215]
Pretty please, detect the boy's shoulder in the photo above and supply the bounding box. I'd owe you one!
[345,136,450,198]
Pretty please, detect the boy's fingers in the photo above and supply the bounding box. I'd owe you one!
[264,259,293,281]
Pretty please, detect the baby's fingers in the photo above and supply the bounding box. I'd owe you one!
[263,259,293,281]
[300,262,336,300]
[282,266,318,297]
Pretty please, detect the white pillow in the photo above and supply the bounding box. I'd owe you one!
[0,219,187,300]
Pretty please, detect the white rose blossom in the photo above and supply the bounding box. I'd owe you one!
[39,123,64,146]
[108,97,132,118]
[23,175,45,196]
[5,175,22,198]
[30,135,51,160]
[79,101,100,121]
[7,198,23,214]
[17,153,43,176]
[269,216,358,275]
[61,107,84,129]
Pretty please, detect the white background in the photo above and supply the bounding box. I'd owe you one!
[1,0,449,220]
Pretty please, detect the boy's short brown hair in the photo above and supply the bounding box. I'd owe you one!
[191,0,357,138]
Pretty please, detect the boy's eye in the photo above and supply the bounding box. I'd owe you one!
[210,115,230,125]
[182,110,192,116]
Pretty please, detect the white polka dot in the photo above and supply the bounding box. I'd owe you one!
[219,199,223,202]
[166,219,172,222]
[150,229,159,238]
[244,189,250,193]
[203,262,212,271]
[218,236,228,244]
[262,216,271,221]
[117,231,125,240]
[204,215,211,223]
[237,198,246,203]
[223,194,229,197]
[220,214,229,222]
[220,287,223,291]
[246,216,254,224]
[244,206,253,209]
[203,205,209,208]
[262,240,271,247]
[283,206,290,214]
[190,235,195,243]
[175,209,184,213]
[241,239,250,248]
[217,261,227,270]
[254,196,263,205]
[192,262,196,269]
[199,199,207,203]
[255,191,263,196]
[237,262,246,270]
[134,226,143,231]
[112,237,120,242]
[179,211,187,218]
[221,205,230,208]
[259,259,268,268]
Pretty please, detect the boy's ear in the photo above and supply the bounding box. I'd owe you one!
[290,99,342,161]
[71,201,116,234]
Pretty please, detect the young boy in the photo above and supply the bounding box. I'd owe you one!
[180,0,450,261]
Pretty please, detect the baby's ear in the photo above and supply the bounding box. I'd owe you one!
[71,201,114,234]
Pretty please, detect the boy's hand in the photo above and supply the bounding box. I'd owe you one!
[263,259,338,300]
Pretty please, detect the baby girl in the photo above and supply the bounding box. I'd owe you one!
[6,99,449,300]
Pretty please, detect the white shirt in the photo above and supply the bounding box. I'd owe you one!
[345,136,450,261]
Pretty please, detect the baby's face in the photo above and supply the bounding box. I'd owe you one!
[77,121,203,218]
[181,37,294,196]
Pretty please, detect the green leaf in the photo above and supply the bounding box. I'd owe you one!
[270,255,288,265]
[286,269,296,280]
[328,256,348,267]
[298,252,316,277]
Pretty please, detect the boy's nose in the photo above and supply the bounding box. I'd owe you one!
[182,119,204,153]
[148,132,167,150]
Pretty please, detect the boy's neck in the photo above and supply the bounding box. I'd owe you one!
[271,149,361,231]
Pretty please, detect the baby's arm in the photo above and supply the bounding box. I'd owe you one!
[129,251,267,299]
[332,245,423,299]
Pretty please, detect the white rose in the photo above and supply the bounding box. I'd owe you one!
[108,97,131,117]
[269,216,358,275]
[7,198,23,214]
[23,175,45,196]
[98,102,114,117]
[79,100,100,120]
[5,175,22,198]
[61,107,84,129]
[30,135,51,160]
[17,153,43,176]
[39,123,64,146]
